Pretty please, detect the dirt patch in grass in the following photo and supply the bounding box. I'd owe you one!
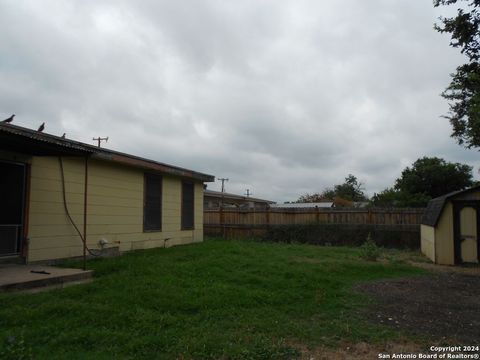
[298,340,423,360]
[409,261,480,275]
[290,256,326,264]
[354,271,480,343]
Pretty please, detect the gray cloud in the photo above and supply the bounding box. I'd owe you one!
[1,0,478,203]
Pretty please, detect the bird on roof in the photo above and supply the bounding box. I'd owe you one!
[2,114,15,123]
[37,122,45,132]
[61,133,66,138]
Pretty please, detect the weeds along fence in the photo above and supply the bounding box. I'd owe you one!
[204,208,425,249]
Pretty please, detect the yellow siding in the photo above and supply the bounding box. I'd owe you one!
[420,224,435,262]
[434,202,455,265]
[461,239,478,263]
[193,182,204,243]
[28,156,205,261]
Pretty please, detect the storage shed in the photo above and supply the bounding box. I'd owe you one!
[421,186,480,265]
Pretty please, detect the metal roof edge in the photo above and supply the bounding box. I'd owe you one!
[0,123,215,182]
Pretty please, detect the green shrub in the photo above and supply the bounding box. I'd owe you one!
[260,223,419,249]
[359,233,381,261]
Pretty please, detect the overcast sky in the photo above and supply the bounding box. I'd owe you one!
[1,1,478,202]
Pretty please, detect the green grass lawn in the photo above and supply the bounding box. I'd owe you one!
[0,239,425,359]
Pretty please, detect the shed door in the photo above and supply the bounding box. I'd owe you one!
[459,207,478,263]
[0,161,26,256]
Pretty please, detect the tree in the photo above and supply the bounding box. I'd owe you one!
[296,192,330,203]
[395,156,473,198]
[370,157,473,207]
[334,174,368,202]
[370,188,431,208]
[434,0,480,147]
[297,174,368,204]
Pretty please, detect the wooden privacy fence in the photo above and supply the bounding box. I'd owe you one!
[205,207,425,228]
[204,208,426,247]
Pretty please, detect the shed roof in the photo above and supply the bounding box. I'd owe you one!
[0,123,215,182]
[421,185,480,226]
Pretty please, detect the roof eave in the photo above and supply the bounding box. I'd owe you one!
[0,123,215,182]
[93,152,214,182]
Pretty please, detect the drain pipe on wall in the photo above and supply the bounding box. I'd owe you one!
[59,155,97,271]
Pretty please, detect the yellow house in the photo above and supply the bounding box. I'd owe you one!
[421,186,480,265]
[0,123,214,263]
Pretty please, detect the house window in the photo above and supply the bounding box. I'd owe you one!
[144,174,162,231]
[182,182,194,230]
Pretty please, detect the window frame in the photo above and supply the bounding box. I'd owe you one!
[181,181,195,230]
[143,173,163,232]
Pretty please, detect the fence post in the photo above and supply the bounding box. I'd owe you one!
[251,207,255,238]
[315,206,320,224]
[220,207,225,238]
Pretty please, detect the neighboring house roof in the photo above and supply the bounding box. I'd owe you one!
[353,201,369,208]
[0,123,214,182]
[421,185,480,227]
[271,202,334,208]
[204,190,276,204]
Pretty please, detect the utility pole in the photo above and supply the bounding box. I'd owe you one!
[93,136,109,147]
[218,177,229,209]
[218,177,229,239]
[218,178,229,193]
[245,189,251,197]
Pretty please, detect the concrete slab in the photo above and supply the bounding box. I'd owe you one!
[0,264,93,293]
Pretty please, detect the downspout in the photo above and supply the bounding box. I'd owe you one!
[83,155,89,271]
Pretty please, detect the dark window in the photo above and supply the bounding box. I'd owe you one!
[182,182,194,230]
[0,161,26,255]
[144,174,162,231]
